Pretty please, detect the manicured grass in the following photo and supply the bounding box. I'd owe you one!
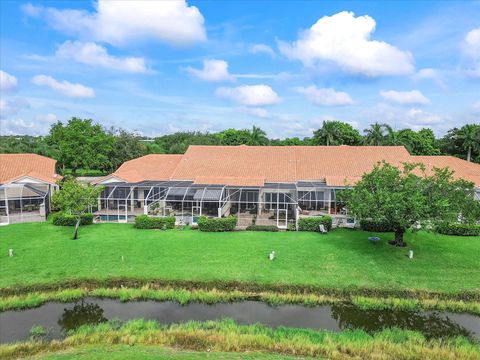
[1,222,479,294]
[1,319,478,360]
[32,345,303,359]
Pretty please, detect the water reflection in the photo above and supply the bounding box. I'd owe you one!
[58,299,107,332]
[0,298,478,344]
[331,303,475,339]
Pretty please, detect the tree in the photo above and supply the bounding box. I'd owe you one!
[154,131,220,153]
[216,128,252,145]
[363,122,389,146]
[313,121,362,146]
[109,128,148,171]
[456,124,480,162]
[46,118,115,174]
[247,126,269,145]
[52,179,103,240]
[338,162,480,247]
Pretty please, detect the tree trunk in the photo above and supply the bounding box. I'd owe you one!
[73,216,81,240]
[467,146,471,162]
[388,229,406,247]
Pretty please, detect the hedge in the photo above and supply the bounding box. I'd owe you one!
[360,219,395,232]
[197,216,237,232]
[436,222,480,236]
[298,216,332,232]
[52,213,93,226]
[134,215,176,230]
[245,225,279,232]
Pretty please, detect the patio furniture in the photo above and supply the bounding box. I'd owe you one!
[319,224,327,234]
[368,236,381,244]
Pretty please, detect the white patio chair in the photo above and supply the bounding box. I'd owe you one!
[319,224,327,234]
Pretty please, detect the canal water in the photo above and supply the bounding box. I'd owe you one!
[1,298,479,344]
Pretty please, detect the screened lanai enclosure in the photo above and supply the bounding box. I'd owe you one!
[0,183,51,225]
[95,181,350,229]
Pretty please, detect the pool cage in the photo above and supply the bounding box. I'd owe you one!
[0,183,51,225]
[95,180,348,229]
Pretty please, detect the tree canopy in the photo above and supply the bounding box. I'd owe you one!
[313,121,362,146]
[338,162,480,247]
[52,179,103,239]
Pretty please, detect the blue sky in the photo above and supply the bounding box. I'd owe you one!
[0,0,479,138]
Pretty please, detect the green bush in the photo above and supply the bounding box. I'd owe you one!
[436,222,480,236]
[360,219,394,232]
[134,215,175,230]
[298,216,333,232]
[197,216,237,232]
[52,213,93,226]
[245,225,279,232]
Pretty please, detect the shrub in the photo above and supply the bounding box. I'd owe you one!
[134,215,175,230]
[287,223,296,231]
[52,213,93,226]
[197,216,237,232]
[298,216,333,232]
[246,225,279,232]
[436,222,480,236]
[360,219,395,232]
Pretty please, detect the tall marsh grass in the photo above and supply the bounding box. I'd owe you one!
[1,319,479,360]
[0,286,479,315]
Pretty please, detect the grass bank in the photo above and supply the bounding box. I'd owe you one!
[1,222,479,295]
[1,319,478,360]
[1,286,479,315]
[33,345,305,359]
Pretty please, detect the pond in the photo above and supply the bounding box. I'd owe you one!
[1,298,479,344]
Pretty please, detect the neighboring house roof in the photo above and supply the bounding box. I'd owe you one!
[107,154,183,183]
[171,145,412,186]
[411,156,480,187]
[98,145,480,188]
[0,154,60,185]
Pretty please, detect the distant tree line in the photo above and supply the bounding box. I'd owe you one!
[0,117,478,175]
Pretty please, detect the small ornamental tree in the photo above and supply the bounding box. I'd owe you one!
[338,162,480,247]
[52,179,103,240]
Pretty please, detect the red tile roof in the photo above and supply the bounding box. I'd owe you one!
[101,146,480,188]
[0,154,60,185]
[111,154,183,182]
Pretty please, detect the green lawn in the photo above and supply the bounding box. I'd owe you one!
[1,222,479,293]
[31,345,305,360]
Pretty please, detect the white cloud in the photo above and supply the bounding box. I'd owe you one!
[278,11,414,77]
[0,98,30,119]
[295,86,354,106]
[0,70,18,91]
[473,101,480,113]
[250,44,275,58]
[36,113,58,122]
[31,75,95,98]
[240,107,271,118]
[56,41,148,73]
[379,90,430,105]
[412,68,447,90]
[462,27,480,78]
[215,85,280,106]
[186,59,235,82]
[0,118,50,135]
[23,1,206,47]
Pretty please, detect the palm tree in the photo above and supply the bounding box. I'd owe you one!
[456,124,480,162]
[248,126,269,145]
[364,122,388,146]
[313,121,341,146]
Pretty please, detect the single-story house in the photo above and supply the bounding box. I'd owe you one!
[0,153,61,225]
[94,145,480,228]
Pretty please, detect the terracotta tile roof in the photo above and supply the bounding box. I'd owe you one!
[103,145,480,188]
[171,145,411,186]
[0,154,59,185]
[411,156,480,187]
[111,154,183,182]
[193,176,265,187]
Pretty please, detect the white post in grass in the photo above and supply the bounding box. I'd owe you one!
[8,249,13,257]
[408,250,413,259]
